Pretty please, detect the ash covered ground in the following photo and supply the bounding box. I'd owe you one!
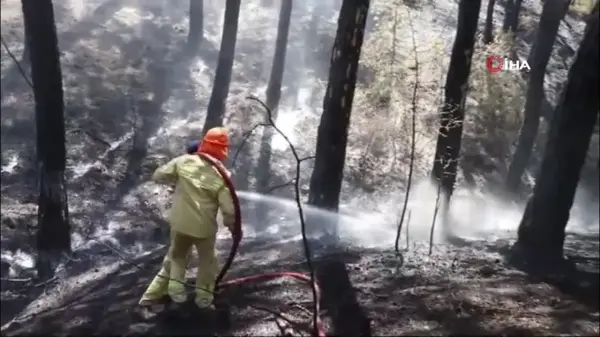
[1,0,599,335]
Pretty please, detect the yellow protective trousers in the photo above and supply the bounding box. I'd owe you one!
[139,229,218,308]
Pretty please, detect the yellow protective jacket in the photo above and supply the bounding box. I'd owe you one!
[152,153,236,238]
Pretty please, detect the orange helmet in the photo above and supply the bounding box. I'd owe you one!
[198,127,229,161]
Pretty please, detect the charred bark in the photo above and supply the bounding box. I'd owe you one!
[309,4,372,334]
[431,0,481,200]
[265,0,292,112]
[502,0,523,34]
[256,0,293,195]
[514,6,599,262]
[527,0,572,67]
[22,0,71,280]
[506,0,566,194]
[308,0,369,212]
[22,18,31,63]
[202,0,240,134]
[187,0,203,52]
[483,0,497,44]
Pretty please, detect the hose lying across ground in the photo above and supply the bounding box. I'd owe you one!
[198,141,325,336]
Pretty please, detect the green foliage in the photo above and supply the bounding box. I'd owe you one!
[570,0,595,13]
[468,33,527,133]
[347,2,528,189]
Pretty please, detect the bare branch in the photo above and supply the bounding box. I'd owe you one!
[251,304,307,335]
[266,179,295,194]
[0,35,33,89]
[0,277,31,282]
[67,128,112,148]
[246,95,320,337]
[429,179,443,256]
[299,156,315,163]
[405,210,411,249]
[231,122,269,167]
[395,8,420,263]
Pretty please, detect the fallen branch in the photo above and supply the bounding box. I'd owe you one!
[251,304,306,336]
[265,156,314,194]
[33,275,58,288]
[231,123,269,167]
[266,179,295,194]
[246,95,320,337]
[67,128,112,148]
[0,277,31,282]
[0,35,33,89]
[289,302,314,317]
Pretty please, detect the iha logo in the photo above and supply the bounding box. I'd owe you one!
[486,56,531,73]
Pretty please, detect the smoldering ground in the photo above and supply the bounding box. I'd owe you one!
[1,0,598,335]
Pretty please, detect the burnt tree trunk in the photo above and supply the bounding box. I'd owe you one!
[527,0,571,67]
[431,0,481,201]
[505,0,566,194]
[22,18,31,63]
[514,6,599,262]
[309,3,372,335]
[265,0,292,112]
[187,0,203,52]
[22,0,71,280]
[502,0,523,34]
[202,0,240,134]
[256,0,293,195]
[308,0,369,213]
[483,0,497,44]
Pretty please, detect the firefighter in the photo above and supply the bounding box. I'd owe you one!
[139,127,235,312]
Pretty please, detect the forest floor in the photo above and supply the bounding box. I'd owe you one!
[1,236,598,336]
[1,0,599,335]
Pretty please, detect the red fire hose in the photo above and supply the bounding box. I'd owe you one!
[197,153,325,337]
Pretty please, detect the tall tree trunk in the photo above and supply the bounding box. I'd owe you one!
[483,0,497,44]
[309,4,372,335]
[22,0,71,280]
[22,18,31,64]
[502,0,523,34]
[514,5,599,262]
[202,0,240,134]
[505,0,566,194]
[187,0,203,53]
[308,0,369,212]
[527,0,571,67]
[256,0,293,195]
[265,0,293,112]
[431,0,481,201]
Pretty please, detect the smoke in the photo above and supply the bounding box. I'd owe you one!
[233,178,599,252]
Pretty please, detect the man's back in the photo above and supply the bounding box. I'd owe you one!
[154,154,231,238]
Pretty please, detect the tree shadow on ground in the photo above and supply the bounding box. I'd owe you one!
[449,234,600,313]
[374,242,598,335]
[502,234,599,312]
[315,255,373,336]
